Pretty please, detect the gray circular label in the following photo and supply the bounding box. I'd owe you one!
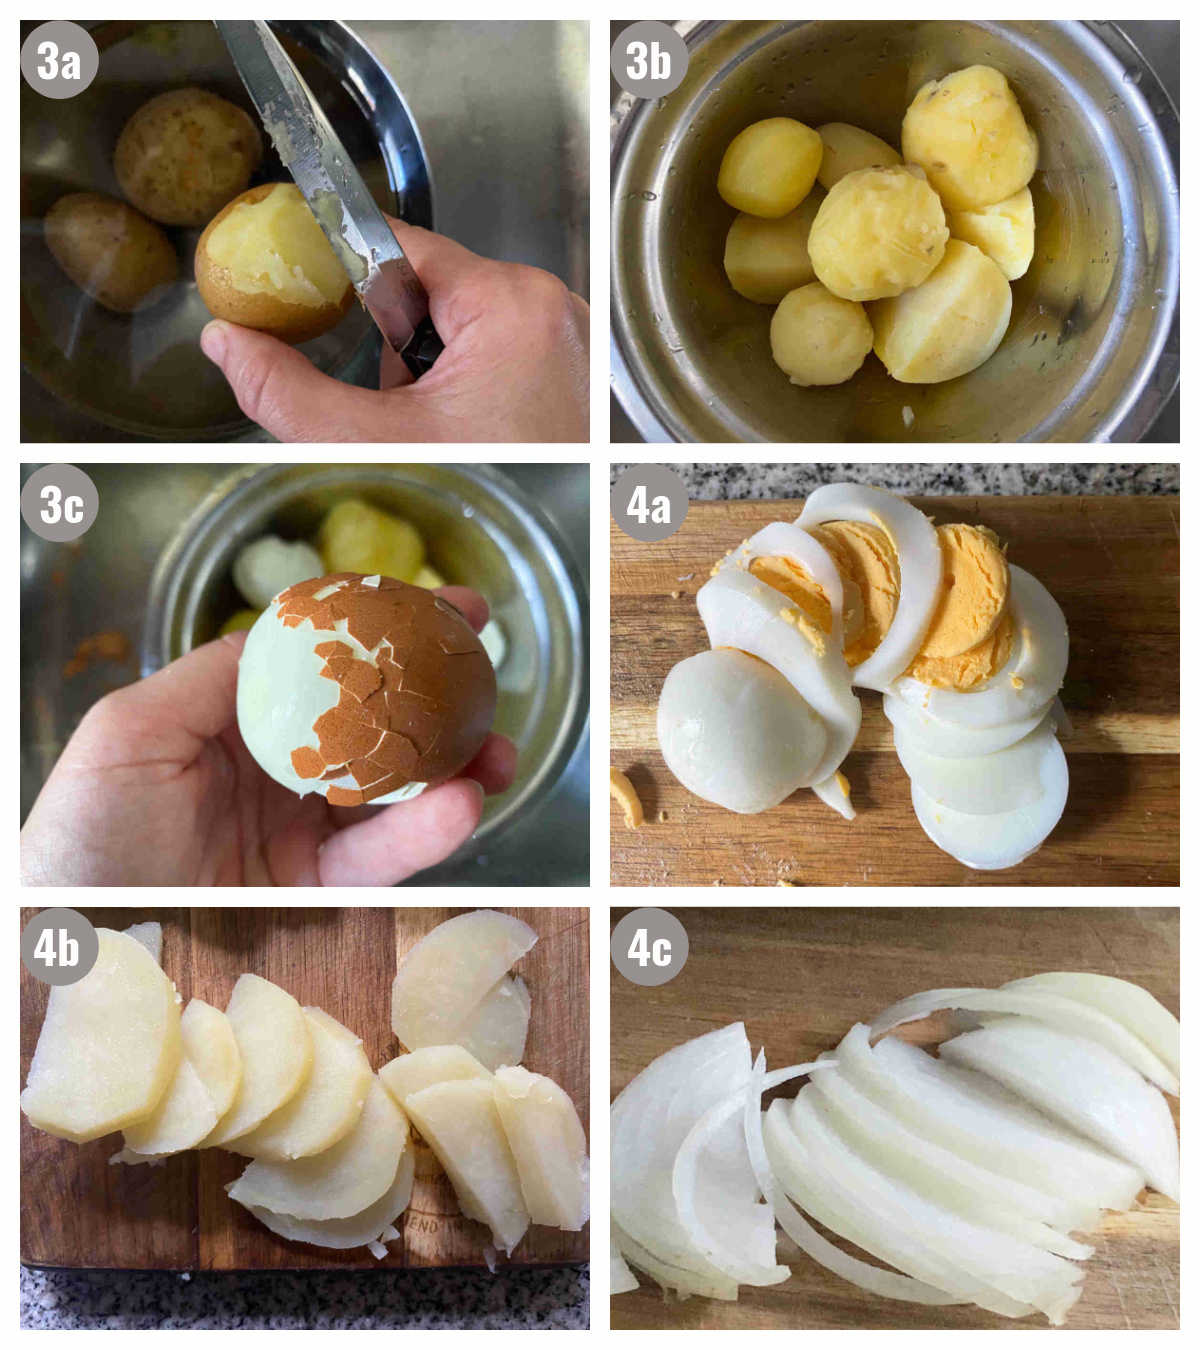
[611,465,689,542]
[21,465,99,542]
[20,22,100,99]
[611,22,689,99]
[22,909,99,987]
[611,908,689,987]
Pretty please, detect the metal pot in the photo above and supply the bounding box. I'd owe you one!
[21,19,432,440]
[143,464,588,881]
[611,20,1179,442]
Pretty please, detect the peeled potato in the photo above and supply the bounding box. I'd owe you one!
[723,192,823,303]
[114,88,262,227]
[870,239,1012,384]
[195,183,353,344]
[769,282,874,386]
[44,193,178,314]
[317,498,425,582]
[902,65,1038,211]
[809,166,948,302]
[816,123,902,190]
[947,187,1035,280]
[717,118,823,218]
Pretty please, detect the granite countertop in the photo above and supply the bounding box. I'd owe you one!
[611,463,1179,500]
[21,1264,588,1331]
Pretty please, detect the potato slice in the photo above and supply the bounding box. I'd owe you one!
[229,1008,372,1161]
[202,974,312,1147]
[118,1055,218,1159]
[227,1078,408,1220]
[947,187,1035,280]
[21,928,182,1143]
[492,1066,589,1231]
[404,1078,530,1254]
[456,976,531,1071]
[181,999,241,1119]
[391,911,537,1053]
[240,1148,416,1255]
[380,1045,492,1106]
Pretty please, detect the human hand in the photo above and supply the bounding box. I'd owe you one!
[20,587,516,887]
[199,220,589,443]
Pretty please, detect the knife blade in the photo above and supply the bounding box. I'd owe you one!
[215,19,441,377]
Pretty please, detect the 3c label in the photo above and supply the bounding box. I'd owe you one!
[21,465,99,542]
[611,908,689,987]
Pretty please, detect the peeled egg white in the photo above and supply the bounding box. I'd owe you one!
[883,690,1053,759]
[910,734,1068,870]
[890,566,1069,728]
[797,482,942,691]
[657,649,826,813]
[893,718,1061,816]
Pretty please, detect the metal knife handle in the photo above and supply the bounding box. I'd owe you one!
[402,317,444,379]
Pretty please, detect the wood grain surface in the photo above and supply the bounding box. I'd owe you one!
[20,907,588,1272]
[610,495,1180,885]
[610,906,1179,1330]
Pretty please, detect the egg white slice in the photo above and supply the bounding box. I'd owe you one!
[910,735,1068,870]
[894,717,1060,816]
[797,482,942,692]
[657,649,827,814]
[725,521,848,652]
[697,566,862,798]
[883,690,1054,760]
[890,566,1069,729]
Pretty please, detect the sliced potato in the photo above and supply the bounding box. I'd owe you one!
[493,1066,589,1230]
[380,1045,493,1107]
[181,998,241,1119]
[770,282,874,387]
[44,193,178,314]
[947,187,1035,280]
[455,976,531,1071]
[723,194,822,304]
[816,123,901,190]
[119,1054,218,1159]
[717,118,823,218]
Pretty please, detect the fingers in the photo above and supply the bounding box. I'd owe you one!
[435,585,489,633]
[200,321,384,442]
[317,779,484,885]
[458,733,518,795]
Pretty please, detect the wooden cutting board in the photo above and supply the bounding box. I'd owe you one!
[611,495,1180,885]
[20,907,588,1271]
[610,905,1179,1331]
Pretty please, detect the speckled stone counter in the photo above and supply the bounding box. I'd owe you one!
[612,463,1179,499]
[20,1264,588,1331]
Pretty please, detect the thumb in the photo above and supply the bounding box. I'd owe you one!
[201,320,387,442]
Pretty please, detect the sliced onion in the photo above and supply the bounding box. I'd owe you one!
[790,1089,1084,1323]
[843,1028,1142,1218]
[611,1231,639,1295]
[612,1219,738,1301]
[870,986,1178,1095]
[940,1019,1179,1202]
[1002,973,1180,1081]
[806,1060,1093,1259]
[743,1054,960,1307]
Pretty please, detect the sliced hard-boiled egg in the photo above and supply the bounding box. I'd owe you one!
[893,717,1061,816]
[883,691,1054,760]
[910,734,1068,870]
[797,483,942,691]
[658,649,827,814]
[890,566,1069,728]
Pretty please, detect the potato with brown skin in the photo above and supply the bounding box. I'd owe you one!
[44,193,178,314]
[114,88,262,227]
[195,182,354,344]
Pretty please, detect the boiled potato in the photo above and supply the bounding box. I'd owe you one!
[902,65,1038,211]
[816,123,902,190]
[947,187,1034,280]
[808,166,948,302]
[770,282,873,386]
[717,118,823,218]
[114,87,262,226]
[723,192,823,303]
[44,193,178,314]
[195,183,353,344]
[317,498,425,582]
[870,239,1012,383]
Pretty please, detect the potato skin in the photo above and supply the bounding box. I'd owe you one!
[114,87,262,227]
[44,193,178,313]
[718,118,823,218]
[770,282,873,386]
[194,183,353,345]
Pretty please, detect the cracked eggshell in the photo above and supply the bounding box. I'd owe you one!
[236,573,496,808]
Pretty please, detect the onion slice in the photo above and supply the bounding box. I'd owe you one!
[940,1019,1180,1201]
[611,1232,639,1295]
[612,1219,738,1301]
[870,986,1178,1095]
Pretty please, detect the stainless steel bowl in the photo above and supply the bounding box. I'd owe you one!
[20,19,432,440]
[611,20,1179,442]
[142,464,588,879]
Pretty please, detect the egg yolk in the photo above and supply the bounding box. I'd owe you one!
[918,523,1009,658]
[906,608,1015,691]
[749,555,832,634]
[810,520,899,666]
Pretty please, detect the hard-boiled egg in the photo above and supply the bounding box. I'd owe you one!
[882,690,1053,759]
[893,717,1060,816]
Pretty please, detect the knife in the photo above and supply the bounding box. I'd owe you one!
[215,19,442,378]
